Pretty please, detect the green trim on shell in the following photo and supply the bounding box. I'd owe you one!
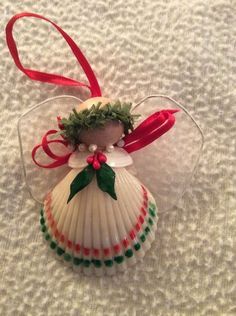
[149,202,156,210]
[57,247,65,256]
[50,241,57,249]
[140,234,146,243]
[148,202,157,218]
[149,209,156,217]
[114,256,124,264]
[145,226,150,235]
[134,243,141,251]
[39,207,156,268]
[64,253,72,262]
[83,259,91,267]
[92,259,102,268]
[74,257,83,266]
[148,218,154,226]
[45,233,51,241]
[40,217,45,225]
[124,249,133,258]
[41,225,47,233]
[104,260,113,267]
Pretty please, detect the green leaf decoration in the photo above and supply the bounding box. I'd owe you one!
[67,165,95,203]
[96,163,117,200]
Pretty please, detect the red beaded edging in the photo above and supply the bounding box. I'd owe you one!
[44,185,149,257]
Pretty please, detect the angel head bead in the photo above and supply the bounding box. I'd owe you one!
[60,97,134,149]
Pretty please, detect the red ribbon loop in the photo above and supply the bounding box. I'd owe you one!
[123,109,179,153]
[5,12,102,97]
[32,130,73,168]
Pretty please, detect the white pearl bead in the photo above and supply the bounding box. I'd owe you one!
[88,144,97,152]
[106,145,114,153]
[117,139,125,148]
[78,143,86,152]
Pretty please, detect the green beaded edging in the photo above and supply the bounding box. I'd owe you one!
[40,201,157,268]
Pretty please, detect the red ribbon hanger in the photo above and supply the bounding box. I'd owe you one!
[6,12,179,168]
[6,12,102,97]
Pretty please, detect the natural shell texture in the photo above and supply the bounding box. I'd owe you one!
[42,168,158,276]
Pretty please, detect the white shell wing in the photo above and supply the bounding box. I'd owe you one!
[131,95,204,212]
[18,95,82,203]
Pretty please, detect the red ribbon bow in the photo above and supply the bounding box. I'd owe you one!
[123,109,179,153]
[31,130,72,168]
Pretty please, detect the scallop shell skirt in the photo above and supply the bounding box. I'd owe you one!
[40,167,158,276]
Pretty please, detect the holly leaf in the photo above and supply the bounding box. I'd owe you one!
[67,165,95,203]
[96,163,117,200]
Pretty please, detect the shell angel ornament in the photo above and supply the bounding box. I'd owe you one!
[7,13,204,276]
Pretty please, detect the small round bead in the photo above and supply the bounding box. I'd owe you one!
[97,152,107,164]
[64,253,72,262]
[88,144,97,153]
[106,145,114,153]
[125,249,133,258]
[104,260,113,267]
[78,143,86,152]
[117,139,125,148]
[93,160,101,170]
[86,155,94,164]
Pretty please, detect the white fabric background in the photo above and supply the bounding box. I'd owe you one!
[0,0,235,315]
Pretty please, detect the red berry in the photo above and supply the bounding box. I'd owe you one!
[97,152,107,164]
[86,155,94,164]
[93,160,101,170]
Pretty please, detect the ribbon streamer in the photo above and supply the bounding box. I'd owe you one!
[123,109,179,153]
[32,130,73,168]
[5,12,101,97]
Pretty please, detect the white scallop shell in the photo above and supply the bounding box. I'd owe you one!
[40,167,158,276]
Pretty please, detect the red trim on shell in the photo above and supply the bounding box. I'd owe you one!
[75,244,81,252]
[135,223,141,232]
[122,238,129,248]
[46,206,51,214]
[83,247,90,256]
[45,199,51,207]
[139,215,144,224]
[44,185,151,254]
[93,249,100,257]
[67,240,72,248]
[141,207,147,216]
[129,230,136,240]
[141,185,147,193]
[45,193,50,200]
[113,244,121,253]
[104,248,110,256]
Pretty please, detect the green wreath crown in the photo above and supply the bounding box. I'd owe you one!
[60,101,139,146]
